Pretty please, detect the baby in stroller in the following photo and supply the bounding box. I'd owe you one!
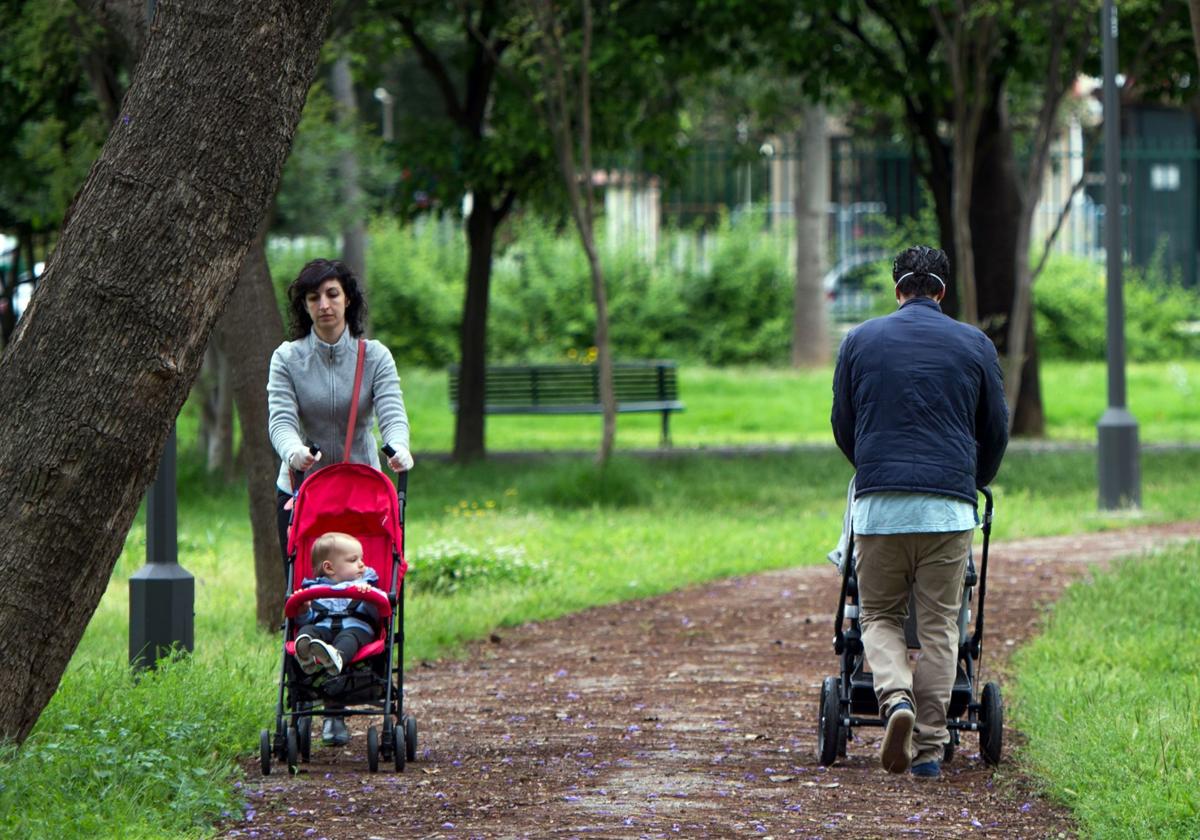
[294,532,382,677]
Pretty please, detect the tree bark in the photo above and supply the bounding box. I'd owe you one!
[213,218,287,629]
[920,96,1046,436]
[791,102,830,368]
[0,0,331,744]
[453,197,498,463]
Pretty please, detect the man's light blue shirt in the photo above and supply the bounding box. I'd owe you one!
[852,491,977,535]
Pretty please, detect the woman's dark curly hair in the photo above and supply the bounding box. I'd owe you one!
[892,245,950,299]
[286,258,367,340]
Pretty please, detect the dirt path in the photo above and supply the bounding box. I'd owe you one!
[229,522,1200,840]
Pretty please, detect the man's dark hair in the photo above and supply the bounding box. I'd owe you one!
[286,258,367,339]
[892,245,950,299]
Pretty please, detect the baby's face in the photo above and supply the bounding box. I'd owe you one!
[323,548,366,582]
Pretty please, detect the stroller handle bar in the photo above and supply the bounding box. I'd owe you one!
[290,443,408,499]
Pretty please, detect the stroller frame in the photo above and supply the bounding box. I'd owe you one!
[260,462,416,775]
[817,487,1001,767]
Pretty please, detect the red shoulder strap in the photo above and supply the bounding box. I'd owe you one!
[343,339,367,462]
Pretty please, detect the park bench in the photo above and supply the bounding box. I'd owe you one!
[448,360,684,446]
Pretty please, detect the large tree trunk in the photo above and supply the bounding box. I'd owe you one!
[791,102,830,367]
[971,101,1045,436]
[0,0,331,744]
[922,98,1046,436]
[453,197,498,463]
[214,219,287,630]
[331,55,367,295]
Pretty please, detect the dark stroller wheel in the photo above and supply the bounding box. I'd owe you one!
[367,726,380,773]
[817,676,842,767]
[297,712,312,763]
[980,681,1003,765]
[259,730,272,776]
[404,715,418,762]
[392,721,407,772]
[286,726,300,774]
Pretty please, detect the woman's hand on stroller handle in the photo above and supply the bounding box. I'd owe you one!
[289,443,322,471]
[381,444,413,473]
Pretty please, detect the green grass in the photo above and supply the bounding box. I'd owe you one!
[398,360,1200,452]
[3,356,1200,837]
[1010,542,1200,839]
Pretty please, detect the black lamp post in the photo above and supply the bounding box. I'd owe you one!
[1096,0,1140,510]
[129,0,195,669]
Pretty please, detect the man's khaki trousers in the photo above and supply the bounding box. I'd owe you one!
[855,530,972,765]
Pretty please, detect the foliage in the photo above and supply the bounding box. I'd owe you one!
[0,652,269,839]
[0,2,111,231]
[266,212,801,367]
[1034,254,1200,361]
[1011,543,1200,839]
[407,538,544,594]
[274,81,376,238]
[684,210,793,364]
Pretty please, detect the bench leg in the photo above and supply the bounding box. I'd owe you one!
[660,411,671,448]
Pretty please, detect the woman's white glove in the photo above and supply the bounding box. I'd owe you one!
[387,446,414,472]
[288,447,321,471]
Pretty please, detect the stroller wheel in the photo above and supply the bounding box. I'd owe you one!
[404,715,418,762]
[980,682,1003,765]
[367,726,380,773]
[817,676,843,767]
[259,729,272,776]
[392,721,407,772]
[286,726,300,774]
[943,731,958,765]
[297,713,312,763]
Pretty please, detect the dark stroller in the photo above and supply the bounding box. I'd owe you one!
[260,457,417,774]
[817,486,1001,767]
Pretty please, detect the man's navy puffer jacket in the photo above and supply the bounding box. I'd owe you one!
[831,297,1009,504]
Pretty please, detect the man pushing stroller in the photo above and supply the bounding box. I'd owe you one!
[830,245,1009,778]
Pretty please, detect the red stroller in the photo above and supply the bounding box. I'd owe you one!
[259,453,416,774]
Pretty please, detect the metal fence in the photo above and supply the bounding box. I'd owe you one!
[602,135,1200,288]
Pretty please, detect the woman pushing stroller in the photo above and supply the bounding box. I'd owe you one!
[267,258,413,747]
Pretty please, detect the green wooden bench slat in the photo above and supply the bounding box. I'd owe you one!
[447,361,684,444]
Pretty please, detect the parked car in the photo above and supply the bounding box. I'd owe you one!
[823,252,887,323]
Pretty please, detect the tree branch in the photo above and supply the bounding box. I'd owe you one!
[395,12,467,126]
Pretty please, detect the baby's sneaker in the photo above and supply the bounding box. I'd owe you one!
[294,634,322,675]
[310,639,344,675]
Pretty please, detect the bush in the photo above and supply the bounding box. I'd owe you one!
[406,539,544,594]
[1035,254,1200,361]
[0,652,268,838]
[268,212,796,368]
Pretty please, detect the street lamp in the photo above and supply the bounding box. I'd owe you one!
[374,87,395,142]
[130,0,194,671]
[1097,0,1140,510]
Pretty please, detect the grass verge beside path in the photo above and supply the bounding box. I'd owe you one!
[1011,542,1200,839]
[3,449,1200,837]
